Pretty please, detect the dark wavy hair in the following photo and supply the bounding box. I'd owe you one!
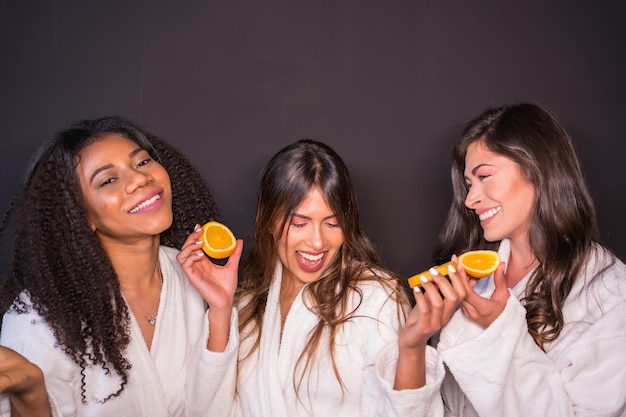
[0,116,220,402]
[434,102,612,349]
[237,139,408,395]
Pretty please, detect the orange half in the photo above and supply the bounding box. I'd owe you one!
[458,250,500,278]
[407,249,500,288]
[201,221,236,259]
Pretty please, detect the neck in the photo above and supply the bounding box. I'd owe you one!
[104,239,162,291]
[506,238,538,287]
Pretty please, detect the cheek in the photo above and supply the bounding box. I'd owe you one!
[328,230,345,249]
[275,228,291,258]
[275,240,291,267]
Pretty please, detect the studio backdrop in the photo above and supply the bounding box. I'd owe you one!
[1,1,625,278]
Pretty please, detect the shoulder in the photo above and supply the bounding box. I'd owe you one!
[354,267,398,297]
[566,245,626,320]
[583,245,626,291]
[1,292,53,346]
[350,267,408,319]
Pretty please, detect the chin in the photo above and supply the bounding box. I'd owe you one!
[482,231,502,243]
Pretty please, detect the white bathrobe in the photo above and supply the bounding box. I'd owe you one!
[207,261,446,417]
[437,239,626,417]
[0,246,236,417]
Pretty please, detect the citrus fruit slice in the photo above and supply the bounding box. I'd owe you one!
[407,250,500,288]
[407,261,456,288]
[201,221,236,259]
[458,250,500,278]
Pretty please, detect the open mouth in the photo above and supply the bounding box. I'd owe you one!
[129,193,161,213]
[478,206,501,221]
[296,250,326,273]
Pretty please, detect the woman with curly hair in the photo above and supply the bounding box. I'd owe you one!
[177,139,465,416]
[432,102,626,416]
[0,117,242,416]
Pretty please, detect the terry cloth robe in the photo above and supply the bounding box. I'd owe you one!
[437,239,626,417]
[208,261,446,417]
[0,245,238,417]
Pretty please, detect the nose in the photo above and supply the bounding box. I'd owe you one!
[306,224,325,250]
[125,169,153,193]
[464,183,481,209]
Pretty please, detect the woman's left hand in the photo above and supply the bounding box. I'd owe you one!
[459,261,509,328]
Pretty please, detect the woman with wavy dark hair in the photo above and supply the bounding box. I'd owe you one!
[432,102,626,416]
[178,139,465,417]
[0,117,242,416]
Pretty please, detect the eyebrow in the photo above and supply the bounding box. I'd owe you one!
[290,213,338,221]
[88,147,144,184]
[465,163,493,178]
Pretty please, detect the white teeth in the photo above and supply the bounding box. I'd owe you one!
[297,251,324,262]
[130,194,160,213]
[479,206,501,221]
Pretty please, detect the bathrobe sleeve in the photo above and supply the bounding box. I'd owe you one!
[0,304,101,417]
[185,307,240,417]
[438,259,626,417]
[355,281,446,417]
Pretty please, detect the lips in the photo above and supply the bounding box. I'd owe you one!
[478,206,501,221]
[296,250,326,273]
[129,192,162,213]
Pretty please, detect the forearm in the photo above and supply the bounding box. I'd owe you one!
[393,344,426,390]
[10,390,52,417]
[439,297,573,416]
[206,306,233,352]
[4,367,52,417]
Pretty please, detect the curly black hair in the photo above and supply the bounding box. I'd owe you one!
[0,116,220,402]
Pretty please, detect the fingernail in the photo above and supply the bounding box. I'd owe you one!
[196,240,203,245]
[448,264,457,273]
[194,224,201,232]
[429,267,439,276]
[420,275,430,284]
[197,251,204,257]
[413,285,422,293]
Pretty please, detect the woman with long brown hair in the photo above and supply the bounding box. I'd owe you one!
[178,139,465,416]
[433,102,626,416]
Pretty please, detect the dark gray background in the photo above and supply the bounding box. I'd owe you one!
[1,1,625,278]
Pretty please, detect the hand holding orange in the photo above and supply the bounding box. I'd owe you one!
[408,250,500,288]
[200,221,237,259]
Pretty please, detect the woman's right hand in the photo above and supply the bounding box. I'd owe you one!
[394,261,467,390]
[176,224,243,352]
[0,345,51,417]
[176,224,243,311]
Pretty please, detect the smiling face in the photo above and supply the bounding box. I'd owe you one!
[276,186,345,290]
[464,140,536,246]
[76,134,173,245]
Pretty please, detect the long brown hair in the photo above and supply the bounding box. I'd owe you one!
[434,102,610,349]
[238,139,408,393]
